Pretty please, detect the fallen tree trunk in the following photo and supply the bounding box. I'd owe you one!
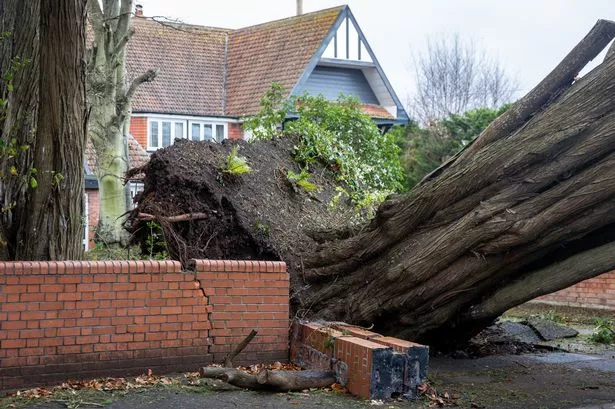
[199,367,336,391]
[128,21,615,347]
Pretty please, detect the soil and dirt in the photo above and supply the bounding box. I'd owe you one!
[127,137,358,294]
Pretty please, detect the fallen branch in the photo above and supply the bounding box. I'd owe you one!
[224,329,258,368]
[137,212,210,223]
[199,367,336,391]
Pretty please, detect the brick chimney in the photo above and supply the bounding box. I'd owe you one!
[135,4,143,17]
[296,0,303,16]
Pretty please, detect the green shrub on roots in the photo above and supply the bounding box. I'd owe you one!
[287,169,319,192]
[222,145,252,175]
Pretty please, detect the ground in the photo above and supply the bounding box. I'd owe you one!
[3,304,614,409]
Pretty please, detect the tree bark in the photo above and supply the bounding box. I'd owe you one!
[199,367,336,391]
[130,20,615,346]
[16,0,88,260]
[0,0,40,259]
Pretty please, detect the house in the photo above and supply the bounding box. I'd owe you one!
[84,4,408,248]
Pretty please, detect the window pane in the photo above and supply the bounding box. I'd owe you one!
[149,121,158,147]
[175,122,184,139]
[191,123,201,141]
[216,124,224,142]
[203,124,212,141]
[162,122,171,147]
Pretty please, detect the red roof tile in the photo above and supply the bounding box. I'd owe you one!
[225,6,344,116]
[127,19,230,116]
[361,104,394,119]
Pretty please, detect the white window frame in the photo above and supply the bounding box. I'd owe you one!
[189,120,227,143]
[147,118,187,151]
[143,115,231,151]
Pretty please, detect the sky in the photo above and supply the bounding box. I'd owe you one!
[136,0,615,106]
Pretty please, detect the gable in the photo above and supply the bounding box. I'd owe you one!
[291,7,408,122]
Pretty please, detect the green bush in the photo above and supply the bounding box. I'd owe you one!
[590,318,614,344]
[244,84,404,211]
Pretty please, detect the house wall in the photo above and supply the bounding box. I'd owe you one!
[228,122,243,140]
[0,259,289,392]
[129,116,148,148]
[533,271,615,310]
[85,189,99,249]
[298,65,379,104]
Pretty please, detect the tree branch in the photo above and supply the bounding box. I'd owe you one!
[466,240,615,322]
[115,0,133,44]
[223,329,257,368]
[113,27,134,58]
[126,69,157,101]
[137,212,210,223]
[87,0,105,35]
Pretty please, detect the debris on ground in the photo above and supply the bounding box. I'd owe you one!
[526,317,580,341]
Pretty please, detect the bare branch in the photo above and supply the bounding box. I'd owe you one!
[137,212,210,223]
[126,68,157,101]
[87,0,105,34]
[113,27,134,58]
[115,0,133,43]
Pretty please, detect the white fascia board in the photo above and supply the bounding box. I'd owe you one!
[132,113,241,123]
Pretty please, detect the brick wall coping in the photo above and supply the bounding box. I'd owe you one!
[0,260,183,274]
[0,259,287,275]
[188,259,286,273]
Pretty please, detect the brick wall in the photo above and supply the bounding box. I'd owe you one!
[0,259,289,392]
[533,271,615,310]
[228,122,243,140]
[129,116,148,147]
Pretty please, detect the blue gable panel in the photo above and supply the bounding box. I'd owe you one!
[298,66,379,104]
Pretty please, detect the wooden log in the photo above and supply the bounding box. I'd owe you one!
[199,367,336,391]
[137,212,210,222]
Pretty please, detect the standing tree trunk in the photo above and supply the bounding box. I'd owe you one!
[16,0,88,259]
[87,0,155,246]
[0,0,40,260]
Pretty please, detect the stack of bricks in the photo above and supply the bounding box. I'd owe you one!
[0,259,289,392]
[291,321,428,400]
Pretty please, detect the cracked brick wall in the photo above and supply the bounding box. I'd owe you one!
[0,259,289,392]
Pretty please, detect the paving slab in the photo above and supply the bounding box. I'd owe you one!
[527,318,579,341]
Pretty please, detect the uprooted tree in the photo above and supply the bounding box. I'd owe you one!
[128,20,615,346]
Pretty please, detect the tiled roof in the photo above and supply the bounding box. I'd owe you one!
[225,6,344,116]
[361,104,394,119]
[85,135,150,176]
[127,19,230,116]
